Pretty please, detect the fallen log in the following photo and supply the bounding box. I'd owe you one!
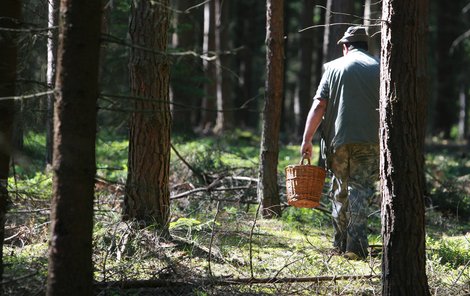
[95,274,380,290]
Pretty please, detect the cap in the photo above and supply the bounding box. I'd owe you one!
[337,26,369,44]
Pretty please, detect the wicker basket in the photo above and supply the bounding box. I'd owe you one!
[285,157,326,208]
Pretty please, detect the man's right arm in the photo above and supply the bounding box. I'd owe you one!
[300,98,327,158]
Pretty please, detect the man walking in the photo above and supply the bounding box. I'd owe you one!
[301,26,380,260]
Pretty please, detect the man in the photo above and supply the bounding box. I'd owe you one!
[300,26,380,260]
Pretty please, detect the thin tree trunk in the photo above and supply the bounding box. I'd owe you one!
[364,0,381,58]
[458,83,467,140]
[380,0,431,294]
[124,0,171,232]
[258,0,284,218]
[46,0,102,295]
[322,0,355,62]
[0,1,20,285]
[434,0,462,138]
[214,0,234,134]
[200,0,217,132]
[46,0,59,166]
[296,0,315,137]
[235,0,260,128]
[171,0,203,133]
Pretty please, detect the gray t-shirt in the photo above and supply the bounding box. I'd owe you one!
[314,49,380,154]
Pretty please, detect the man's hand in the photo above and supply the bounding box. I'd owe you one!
[300,141,313,159]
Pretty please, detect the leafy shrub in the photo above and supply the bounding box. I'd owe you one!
[428,236,470,268]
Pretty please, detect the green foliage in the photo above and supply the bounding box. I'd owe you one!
[281,207,330,229]
[95,136,129,182]
[169,217,219,232]
[6,130,470,295]
[426,149,470,221]
[428,236,470,268]
[9,171,52,201]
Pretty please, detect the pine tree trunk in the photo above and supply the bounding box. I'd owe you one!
[258,0,284,218]
[171,0,203,133]
[364,0,381,57]
[46,1,102,295]
[214,0,234,134]
[434,0,463,138]
[296,0,315,137]
[322,0,355,62]
[380,0,431,294]
[235,0,260,128]
[124,0,171,232]
[0,0,20,283]
[457,84,467,140]
[46,0,59,166]
[200,0,217,131]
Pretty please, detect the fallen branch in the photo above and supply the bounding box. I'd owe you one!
[95,274,380,289]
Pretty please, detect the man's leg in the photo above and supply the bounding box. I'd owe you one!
[328,145,350,253]
[345,144,379,258]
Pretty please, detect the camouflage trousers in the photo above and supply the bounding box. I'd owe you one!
[327,143,379,257]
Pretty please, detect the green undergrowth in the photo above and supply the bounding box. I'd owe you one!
[3,131,470,295]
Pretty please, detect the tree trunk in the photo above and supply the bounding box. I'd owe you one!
[258,0,284,218]
[457,83,467,140]
[200,0,217,132]
[434,0,463,138]
[46,0,59,166]
[296,0,315,137]
[234,0,262,129]
[322,0,356,62]
[214,0,234,134]
[380,0,431,295]
[171,0,203,133]
[124,0,171,233]
[364,0,381,58]
[46,1,102,295]
[0,0,20,284]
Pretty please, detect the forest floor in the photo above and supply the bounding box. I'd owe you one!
[2,133,470,295]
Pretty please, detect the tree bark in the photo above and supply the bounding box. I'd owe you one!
[171,0,203,133]
[322,0,356,63]
[296,0,315,137]
[380,0,431,295]
[364,0,381,58]
[234,0,263,129]
[46,0,59,166]
[0,0,20,284]
[124,0,171,233]
[214,0,234,134]
[258,0,284,218]
[433,0,463,138]
[46,0,102,295]
[200,0,217,132]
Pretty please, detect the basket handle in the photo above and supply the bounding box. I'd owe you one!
[300,154,311,165]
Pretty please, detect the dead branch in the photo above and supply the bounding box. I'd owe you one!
[170,185,254,200]
[208,201,221,276]
[95,274,380,289]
